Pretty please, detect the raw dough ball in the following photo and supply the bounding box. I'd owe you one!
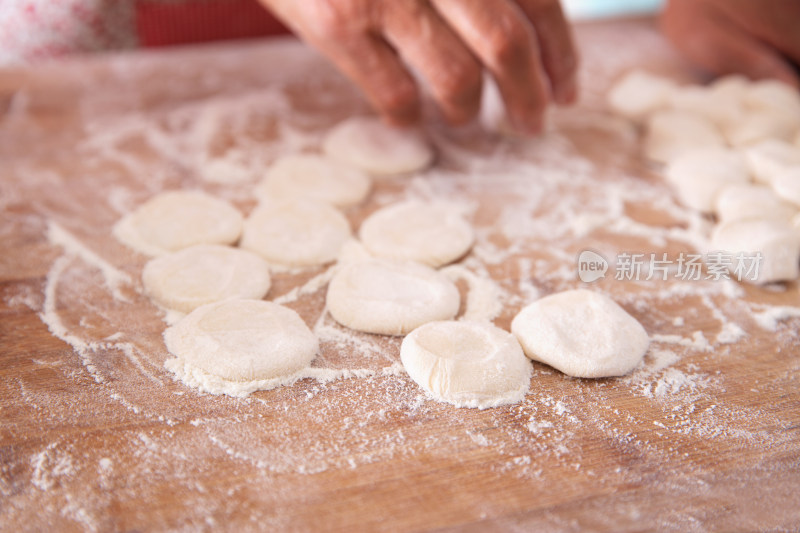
[744,139,800,185]
[401,320,531,409]
[142,244,271,313]
[664,148,751,212]
[714,184,798,224]
[710,218,800,283]
[322,116,434,176]
[240,200,351,268]
[511,290,649,378]
[359,201,474,267]
[326,259,460,335]
[771,167,800,207]
[114,190,243,256]
[607,70,677,121]
[255,153,371,208]
[644,110,725,164]
[164,299,318,382]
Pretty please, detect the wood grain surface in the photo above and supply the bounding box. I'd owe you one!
[1,18,799,532]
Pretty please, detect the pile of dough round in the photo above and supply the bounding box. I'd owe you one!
[113,190,243,256]
[644,110,725,164]
[164,299,318,382]
[714,184,798,224]
[710,219,800,284]
[400,321,531,409]
[511,290,649,378]
[255,153,371,208]
[606,70,676,121]
[664,147,750,212]
[322,116,434,176]
[240,199,351,268]
[358,201,474,267]
[142,244,271,313]
[326,259,460,335]
[743,139,800,185]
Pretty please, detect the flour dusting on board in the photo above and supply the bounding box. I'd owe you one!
[2,25,799,530]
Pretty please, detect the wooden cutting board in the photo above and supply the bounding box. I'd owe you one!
[1,17,799,532]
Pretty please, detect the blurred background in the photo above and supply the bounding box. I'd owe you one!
[563,0,663,19]
[0,0,665,66]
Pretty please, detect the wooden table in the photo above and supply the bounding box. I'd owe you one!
[2,18,799,532]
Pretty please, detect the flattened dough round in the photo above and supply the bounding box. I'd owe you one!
[644,110,725,164]
[240,200,351,267]
[743,139,800,185]
[511,290,649,378]
[326,259,460,335]
[164,299,318,382]
[359,201,474,267]
[114,190,243,256]
[771,167,800,207]
[255,153,371,208]
[606,70,676,121]
[714,183,798,224]
[710,218,800,284]
[664,147,750,212]
[322,116,434,176]
[401,320,531,409]
[142,244,271,313]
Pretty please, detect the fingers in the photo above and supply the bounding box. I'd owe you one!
[324,33,424,126]
[261,0,575,133]
[261,0,422,126]
[516,0,579,105]
[432,0,550,134]
[380,1,483,125]
[709,0,800,65]
[661,0,800,87]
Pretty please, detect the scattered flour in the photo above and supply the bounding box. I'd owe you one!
[4,26,798,531]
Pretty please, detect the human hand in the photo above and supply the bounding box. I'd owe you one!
[661,0,800,88]
[259,0,578,134]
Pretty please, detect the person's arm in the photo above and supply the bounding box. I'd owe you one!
[661,0,800,87]
[259,0,578,134]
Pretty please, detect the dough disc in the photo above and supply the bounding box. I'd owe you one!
[644,110,725,164]
[113,190,243,256]
[664,147,750,213]
[255,153,371,208]
[240,200,351,267]
[322,116,434,176]
[326,259,460,335]
[142,244,271,313]
[164,300,318,382]
[511,290,649,378]
[401,320,531,409]
[714,184,797,224]
[710,218,800,284]
[359,201,474,267]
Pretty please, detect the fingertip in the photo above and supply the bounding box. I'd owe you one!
[510,109,545,136]
[369,77,422,127]
[441,82,483,126]
[554,75,578,106]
